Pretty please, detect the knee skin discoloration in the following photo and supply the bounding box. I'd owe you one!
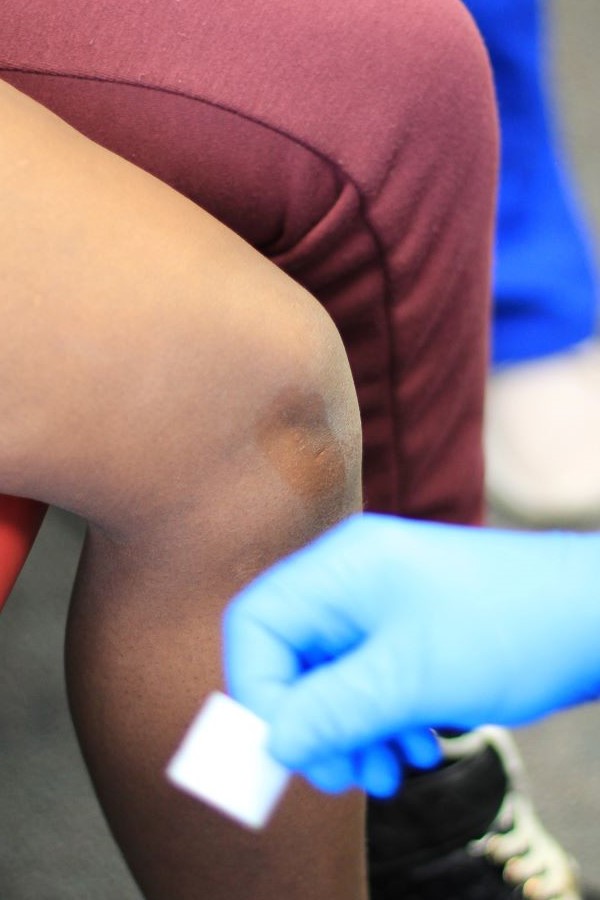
[256,385,362,528]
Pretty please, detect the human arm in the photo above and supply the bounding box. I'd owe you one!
[224,513,600,795]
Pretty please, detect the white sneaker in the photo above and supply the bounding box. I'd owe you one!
[452,728,582,900]
[485,339,600,526]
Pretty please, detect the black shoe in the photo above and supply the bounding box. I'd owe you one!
[367,727,593,900]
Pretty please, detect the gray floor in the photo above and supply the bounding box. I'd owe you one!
[2,3,600,898]
[1,509,140,900]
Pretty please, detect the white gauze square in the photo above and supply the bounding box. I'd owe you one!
[166,691,291,830]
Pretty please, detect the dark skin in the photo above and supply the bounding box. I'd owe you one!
[0,80,365,899]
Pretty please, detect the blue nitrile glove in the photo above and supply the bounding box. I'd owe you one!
[224,513,600,797]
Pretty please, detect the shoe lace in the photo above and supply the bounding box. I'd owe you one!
[468,792,581,900]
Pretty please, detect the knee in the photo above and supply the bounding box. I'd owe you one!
[84,271,363,576]
[179,287,364,580]
[252,298,364,535]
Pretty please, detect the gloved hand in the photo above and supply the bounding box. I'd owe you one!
[224,513,600,797]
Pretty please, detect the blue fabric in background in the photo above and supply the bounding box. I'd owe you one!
[463,0,597,365]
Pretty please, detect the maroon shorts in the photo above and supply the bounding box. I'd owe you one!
[0,0,498,606]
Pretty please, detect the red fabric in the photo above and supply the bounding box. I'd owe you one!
[0,0,498,603]
[0,497,46,610]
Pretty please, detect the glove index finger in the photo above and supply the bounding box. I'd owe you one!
[223,532,370,719]
[223,588,301,721]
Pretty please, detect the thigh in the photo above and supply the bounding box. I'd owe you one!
[2,0,498,526]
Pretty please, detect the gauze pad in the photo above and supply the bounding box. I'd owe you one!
[166,691,291,830]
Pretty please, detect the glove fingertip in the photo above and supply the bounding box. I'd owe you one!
[303,756,357,794]
[358,744,402,798]
[398,728,442,770]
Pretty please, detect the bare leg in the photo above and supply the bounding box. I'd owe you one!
[64,319,365,900]
[0,81,364,899]
[66,384,363,899]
